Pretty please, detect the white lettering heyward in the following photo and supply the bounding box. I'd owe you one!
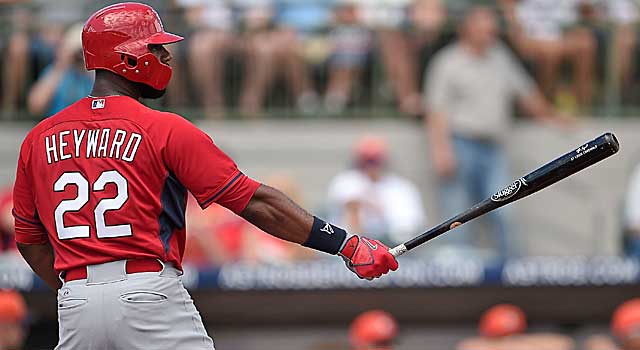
[43,128,143,164]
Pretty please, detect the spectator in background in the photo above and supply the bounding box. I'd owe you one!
[595,0,639,102]
[237,0,319,117]
[324,0,372,115]
[585,298,640,350]
[238,174,316,263]
[424,6,565,258]
[623,162,640,258]
[327,136,426,245]
[407,0,453,82]
[2,0,97,119]
[349,310,398,350]
[2,4,57,118]
[356,0,450,117]
[457,304,575,350]
[501,0,596,109]
[0,290,27,350]
[0,187,16,253]
[1,5,31,119]
[184,173,316,267]
[358,0,419,115]
[26,23,93,117]
[176,0,236,118]
[562,0,639,104]
[183,197,232,267]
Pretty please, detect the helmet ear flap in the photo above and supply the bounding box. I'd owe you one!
[122,54,138,69]
[112,52,172,90]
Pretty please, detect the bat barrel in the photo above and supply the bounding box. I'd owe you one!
[517,132,619,201]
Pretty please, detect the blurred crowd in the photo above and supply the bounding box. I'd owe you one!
[1,0,640,119]
[3,289,640,349]
[2,3,640,349]
[346,301,640,350]
[0,0,640,267]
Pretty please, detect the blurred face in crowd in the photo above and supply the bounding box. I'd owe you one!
[354,137,388,182]
[410,0,447,32]
[335,4,359,25]
[461,7,498,52]
[358,156,386,182]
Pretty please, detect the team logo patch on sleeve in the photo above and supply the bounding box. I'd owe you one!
[91,99,106,109]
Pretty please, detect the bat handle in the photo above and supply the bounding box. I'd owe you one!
[388,244,408,258]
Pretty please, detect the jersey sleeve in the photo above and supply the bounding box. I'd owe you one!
[162,115,260,214]
[13,134,48,245]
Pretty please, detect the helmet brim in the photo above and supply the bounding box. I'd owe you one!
[146,32,184,45]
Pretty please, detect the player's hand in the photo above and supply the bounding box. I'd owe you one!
[338,235,398,280]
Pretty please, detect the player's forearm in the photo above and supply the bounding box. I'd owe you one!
[17,242,62,291]
[240,184,314,244]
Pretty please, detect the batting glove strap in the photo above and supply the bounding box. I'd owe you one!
[338,235,359,260]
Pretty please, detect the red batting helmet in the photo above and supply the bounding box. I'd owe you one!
[349,310,398,348]
[82,2,183,90]
[612,298,640,341]
[0,290,27,324]
[479,304,527,338]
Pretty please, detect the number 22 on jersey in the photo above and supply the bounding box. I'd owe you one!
[54,170,132,240]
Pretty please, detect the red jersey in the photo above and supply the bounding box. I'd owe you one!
[12,96,260,272]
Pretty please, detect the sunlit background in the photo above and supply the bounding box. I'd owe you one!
[1,0,640,349]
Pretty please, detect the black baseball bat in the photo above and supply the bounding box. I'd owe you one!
[389,132,620,257]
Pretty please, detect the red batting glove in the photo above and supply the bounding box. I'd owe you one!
[338,235,399,280]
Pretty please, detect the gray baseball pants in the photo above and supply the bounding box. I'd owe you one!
[55,260,215,350]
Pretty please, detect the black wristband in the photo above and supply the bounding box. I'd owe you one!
[302,216,348,255]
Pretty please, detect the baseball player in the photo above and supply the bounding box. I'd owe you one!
[12,3,398,349]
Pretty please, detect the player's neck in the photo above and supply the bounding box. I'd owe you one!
[90,70,141,100]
